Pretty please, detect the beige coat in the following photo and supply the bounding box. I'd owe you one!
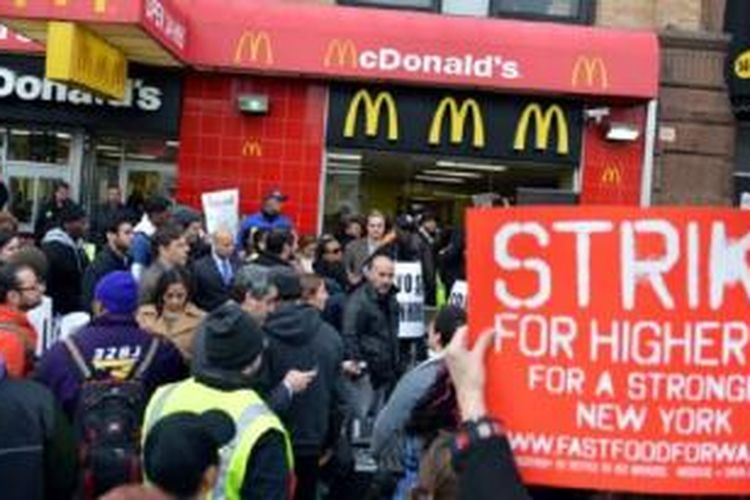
[136,303,205,360]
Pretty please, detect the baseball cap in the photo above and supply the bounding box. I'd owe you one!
[144,410,235,497]
[264,188,288,202]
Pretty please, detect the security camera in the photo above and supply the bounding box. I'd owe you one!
[584,107,611,124]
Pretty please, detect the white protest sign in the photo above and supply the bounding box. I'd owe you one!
[27,296,54,356]
[448,280,467,309]
[395,261,425,339]
[202,189,239,236]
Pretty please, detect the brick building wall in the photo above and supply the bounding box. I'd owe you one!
[598,0,736,206]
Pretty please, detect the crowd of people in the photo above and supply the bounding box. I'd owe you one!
[0,183,558,500]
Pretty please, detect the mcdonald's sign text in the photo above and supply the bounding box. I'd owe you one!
[234,31,273,65]
[328,84,582,164]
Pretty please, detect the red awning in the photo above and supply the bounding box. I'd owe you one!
[0,0,658,99]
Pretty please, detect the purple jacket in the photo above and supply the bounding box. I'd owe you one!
[35,314,188,418]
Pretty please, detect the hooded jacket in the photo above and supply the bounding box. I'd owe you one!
[41,228,90,315]
[262,302,343,455]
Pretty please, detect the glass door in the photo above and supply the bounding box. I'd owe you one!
[0,128,81,234]
[120,161,176,211]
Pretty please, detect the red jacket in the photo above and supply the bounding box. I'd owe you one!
[0,306,38,377]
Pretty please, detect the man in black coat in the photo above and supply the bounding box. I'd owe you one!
[90,185,131,249]
[34,180,73,243]
[191,228,241,312]
[262,268,343,500]
[41,204,90,316]
[249,228,294,268]
[0,354,77,500]
[415,212,439,306]
[81,211,134,312]
[341,253,400,417]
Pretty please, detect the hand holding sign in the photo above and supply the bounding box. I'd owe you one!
[444,326,495,421]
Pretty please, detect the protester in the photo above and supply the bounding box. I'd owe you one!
[238,188,293,241]
[0,229,20,264]
[91,185,129,248]
[173,206,210,263]
[81,211,134,311]
[191,228,240,311]
[372,305,466,496]
[443,326,530,500]
[344,209,389,286]
[0,354,77,500]
[342,254,400,422]
[251,228,294,268]
[36,271,187,418]
[137,267,205,361]
[0,263,42,377]
[338,213,365,249]
[242,227,268,263]
[142,410,235,499]
[263,270,344,500]
[138,224,190,305]
[438,228,465,294]
[143,302,294,500]
[34,180,72,242]
[131,195,172,280]
[295,234,317,273]
[0,210,19,233]
[415,212,439,306]
[41,203,90,315]
[314,234,348,291]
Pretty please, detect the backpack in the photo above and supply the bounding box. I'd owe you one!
[63,336,159,499]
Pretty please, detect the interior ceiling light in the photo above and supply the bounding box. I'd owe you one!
[414,175,465,184]
[327,152,362,162]
[421,169,482,179]
[327,162,362,170]
[435,160,508,172]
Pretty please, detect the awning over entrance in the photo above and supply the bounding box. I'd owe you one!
[0,0,659,99]
[0,0,188,66]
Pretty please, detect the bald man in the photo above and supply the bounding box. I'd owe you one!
[191,229,241,312]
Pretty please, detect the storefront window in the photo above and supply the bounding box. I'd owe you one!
[7,129,71,165]
[491,0,594,23]
[8,176,34,225]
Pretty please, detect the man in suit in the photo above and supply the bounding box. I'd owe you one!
[191,228,240,312]
[343,209,389,287]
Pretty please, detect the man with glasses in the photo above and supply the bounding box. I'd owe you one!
[314,235,347,291]
[0,263,44,377]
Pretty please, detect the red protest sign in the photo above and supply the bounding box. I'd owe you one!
[467,207,750,495]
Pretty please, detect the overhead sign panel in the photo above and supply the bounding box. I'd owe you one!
[327,85,583,165]
[45,21,127,100]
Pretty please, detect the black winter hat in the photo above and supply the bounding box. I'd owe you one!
[204,302,265,370]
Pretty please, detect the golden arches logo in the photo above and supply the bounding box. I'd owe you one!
[242,139,263,157]
[571,56,608,90]
[735,50,750,79]
[600,164,623,185]
[234,31,273,65]
[343,90,398,142]
[324,39,358,69]
[513,103,569,155]
[428,97,485,148]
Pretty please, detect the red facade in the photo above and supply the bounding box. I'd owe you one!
[177,73,326,234]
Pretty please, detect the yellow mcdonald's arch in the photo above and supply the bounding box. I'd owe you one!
[428,97,485,148]
[513,103,569,155]
[343,90,398,142]
[242,140,263,157]
[234,31,274,65]
[571,56,609,89]
[600,164,622,185]
[324,39,358,68]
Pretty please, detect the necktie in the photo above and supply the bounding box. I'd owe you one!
[221,259,232,286]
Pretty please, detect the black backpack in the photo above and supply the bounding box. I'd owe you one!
[63,336,159,499]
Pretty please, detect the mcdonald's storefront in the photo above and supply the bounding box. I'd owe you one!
[0,1,659,233]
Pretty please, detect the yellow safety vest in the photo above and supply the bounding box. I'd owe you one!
[143,377,293,500]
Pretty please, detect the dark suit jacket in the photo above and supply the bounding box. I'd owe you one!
[191,254,240,312]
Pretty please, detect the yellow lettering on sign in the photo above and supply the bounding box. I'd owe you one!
[234,31,273,65]
[571,56,609,90]
[242,140,263,157]
[344,90,398,141]
[735,50,750,79]
[513,103,570,155]
[45,21,127,100]
[428,97,485,148]
[325,39,358,68]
